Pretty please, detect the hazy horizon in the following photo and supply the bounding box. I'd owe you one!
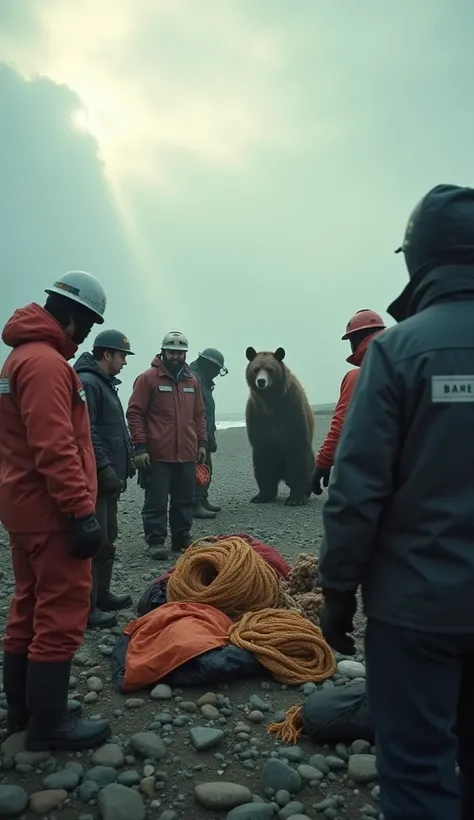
[2,1,473,416]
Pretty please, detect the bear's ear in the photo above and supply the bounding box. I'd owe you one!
[274,347,285,361]
[246,346,257,362]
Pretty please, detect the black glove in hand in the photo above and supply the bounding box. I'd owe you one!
[70,514,103,560]
[311,466,331,496]
[320,590,357,656]
[97,465,121,498]
[208,435,217,454]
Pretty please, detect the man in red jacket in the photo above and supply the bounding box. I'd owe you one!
[0,270,110,751]
[312,309,386,495]
[127,331,207,560]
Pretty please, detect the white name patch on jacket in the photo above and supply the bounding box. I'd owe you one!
[432,376,474,402]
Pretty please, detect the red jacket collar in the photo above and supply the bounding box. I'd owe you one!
[346,329,384,367]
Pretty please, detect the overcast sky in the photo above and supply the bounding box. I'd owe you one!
[1,0,473,414]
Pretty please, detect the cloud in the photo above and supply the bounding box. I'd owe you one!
[0,0,313,187]
[0,64,146,380]
[2,0,474,413]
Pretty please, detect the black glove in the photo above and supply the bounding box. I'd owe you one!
[208,435,217,454]
[319,590,357,655]
[311,466,331,496]
[97,465,121,498]
[69,514,103,560]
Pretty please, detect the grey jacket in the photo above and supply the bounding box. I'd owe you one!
[319,266,474,633]
[74,353,134,484]
[189,360,216,444]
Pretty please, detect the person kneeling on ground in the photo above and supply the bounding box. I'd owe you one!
[0,270,110,751]
[189,347,227,519]
[74,329,136,629]
[311,309,386,496]
[318,185,474,820]
[127,331,207,560]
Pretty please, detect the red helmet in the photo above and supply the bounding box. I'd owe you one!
[342,309,386,340]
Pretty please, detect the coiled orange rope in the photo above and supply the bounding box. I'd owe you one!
[166,537,280,617]
[228,608,336,685]
[195,463,210,487]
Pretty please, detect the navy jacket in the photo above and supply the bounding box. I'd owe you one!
[189,360,216,443]
[74,353,134,484]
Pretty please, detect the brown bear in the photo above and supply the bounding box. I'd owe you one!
[245,346,315,506]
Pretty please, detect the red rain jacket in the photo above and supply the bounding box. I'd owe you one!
[316,331,383,469]
[127,356,207,462]
[0,304,97,533]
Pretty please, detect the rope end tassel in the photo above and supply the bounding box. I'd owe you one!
[267,704,304,744]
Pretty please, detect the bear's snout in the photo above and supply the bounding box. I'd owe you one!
[255,369,270,390]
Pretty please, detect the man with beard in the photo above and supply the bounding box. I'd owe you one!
[0,270,110,751]
[127,331,207,560]
[74,329,136,629]
[318,185,474,820]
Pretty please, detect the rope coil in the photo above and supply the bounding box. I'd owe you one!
[229,608,336,685]
[195,463,211,487]
[166,537,280,617]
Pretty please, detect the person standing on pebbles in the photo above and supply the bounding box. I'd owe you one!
[0,271,110,751]
[311,309,386,496]
[189,347,228,519]
[74,329,136,629]
[318,185,474,820]
[127,331,207,560]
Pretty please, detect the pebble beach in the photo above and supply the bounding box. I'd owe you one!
[0,415,379,820]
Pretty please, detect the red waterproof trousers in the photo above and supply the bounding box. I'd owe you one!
[3,532,92,662]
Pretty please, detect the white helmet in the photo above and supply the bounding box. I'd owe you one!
[45,270,106,324]
[161,330,188,351]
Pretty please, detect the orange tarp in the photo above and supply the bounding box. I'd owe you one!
[122,601,232,691]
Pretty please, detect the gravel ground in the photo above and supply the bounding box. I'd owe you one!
[0,415,380,820]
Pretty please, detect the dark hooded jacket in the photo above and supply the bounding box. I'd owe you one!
[74,352,134,485]
[189,359,216,442]
[319,184,474,633]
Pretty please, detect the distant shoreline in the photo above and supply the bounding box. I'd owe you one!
[216,407,334,432]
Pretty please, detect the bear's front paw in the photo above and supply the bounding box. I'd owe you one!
[285,495,308,507]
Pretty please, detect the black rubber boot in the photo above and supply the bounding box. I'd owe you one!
[148,540,169,560]
[203,499,221,513]
[87,608,117,628]
[192,505,216,520]
[26,660,110,751]
[97,559,132,611]
[87,568,117,628]
[2,652,29,733]
[171,534,193,553]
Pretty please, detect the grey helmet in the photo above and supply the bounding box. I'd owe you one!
[199,347,228,376]
[93,329,134,354]
[161,331,188,351]
[45,270,106,324]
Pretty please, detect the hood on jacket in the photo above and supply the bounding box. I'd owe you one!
[74,351,122,386]
[2,303,77,360]
[389,184,474,322]
[189,359,215,387]
[346,329,384,367]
